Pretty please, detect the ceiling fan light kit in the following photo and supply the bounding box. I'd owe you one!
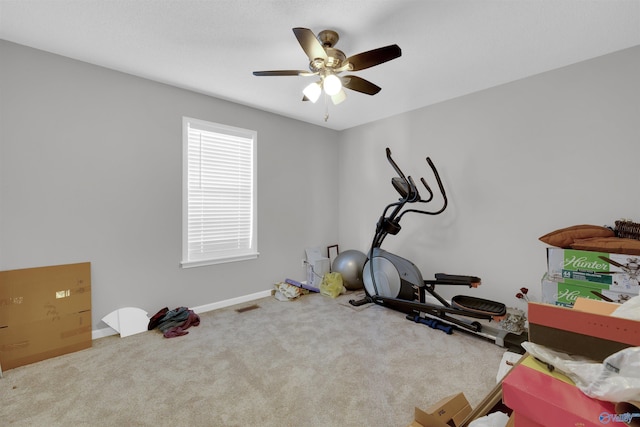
[322,74,342,96]
[253,27,401,121]
[303,81,322,103]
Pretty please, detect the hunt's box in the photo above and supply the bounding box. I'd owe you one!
[0,262,92,370]
[546,248,640,292]
[540,273,636,307]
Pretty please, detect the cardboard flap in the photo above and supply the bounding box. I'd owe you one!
[410,393,472,427]
[427,393,471,427]
[572,297,619,315]
[413,407,451,427]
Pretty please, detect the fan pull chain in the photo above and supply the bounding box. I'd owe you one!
[324,93,329,122]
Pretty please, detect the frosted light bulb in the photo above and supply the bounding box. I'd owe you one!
[303,82,321,103]
[323,74,342,96]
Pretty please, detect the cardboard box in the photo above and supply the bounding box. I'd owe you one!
[540,273,636,307]
[409,393,471,427]
[528,301,640,361]
[0,262,92,370]
[502,357,615,427]
[546,248,640,292]
[572,297,619,315]
[541,272,608,307]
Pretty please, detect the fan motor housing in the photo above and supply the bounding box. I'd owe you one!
[325,48,345,68]
[309,47,345,72]
[318,29,339,48]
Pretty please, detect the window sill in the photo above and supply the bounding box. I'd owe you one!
[180,252,259,268]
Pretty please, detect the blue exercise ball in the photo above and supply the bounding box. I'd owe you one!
[332,250,367,290]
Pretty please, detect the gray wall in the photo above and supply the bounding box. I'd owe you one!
[2,39,639,331]
[338,45,640,307]
[0,40,339,330]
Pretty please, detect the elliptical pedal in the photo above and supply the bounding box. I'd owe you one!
[451,295,506,317]
[434,273,481,286]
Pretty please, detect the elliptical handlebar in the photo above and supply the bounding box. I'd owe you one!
[385,147,445,208]
[397,155,448,220]
[385,147,407,182]
[386,148,447,216]
[372,148,448,250]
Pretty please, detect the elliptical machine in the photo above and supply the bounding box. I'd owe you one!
[350,148,524,349]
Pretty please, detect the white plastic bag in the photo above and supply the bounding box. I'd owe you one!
[585,346,640,402]
[468,411,510,427]
[612,294,640,321]
[522,342,640,403]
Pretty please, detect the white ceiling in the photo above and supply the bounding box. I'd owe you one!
[1,0,639,130]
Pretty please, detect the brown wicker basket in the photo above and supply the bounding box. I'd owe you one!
[615,220,640,240]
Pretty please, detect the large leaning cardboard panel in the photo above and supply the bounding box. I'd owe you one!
[0,262,91,370]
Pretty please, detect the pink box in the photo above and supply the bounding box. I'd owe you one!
[512,412,544,427]
[502,363,615,427]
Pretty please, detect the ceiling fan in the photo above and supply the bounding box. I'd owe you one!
[253,27,401,109]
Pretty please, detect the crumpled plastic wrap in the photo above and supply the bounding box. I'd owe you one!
[498,307,526,334]
[522,341,640,403]
[274,282,308,301]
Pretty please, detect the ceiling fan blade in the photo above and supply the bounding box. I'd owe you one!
[342,75,381,95]
[346,44,401,71]
[253,70,309,76]
[293,27,327,61]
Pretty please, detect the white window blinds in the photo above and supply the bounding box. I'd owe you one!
[182,117,258,267]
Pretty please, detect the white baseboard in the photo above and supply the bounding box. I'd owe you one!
[190,289,273,314]
[92,327,118,340]
[91,289,273,340]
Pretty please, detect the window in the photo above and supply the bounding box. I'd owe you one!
[181,117,258,267]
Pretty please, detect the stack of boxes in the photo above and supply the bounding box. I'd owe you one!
[503,299,640,426]
[504,229,640,426]
[541,247,639,307]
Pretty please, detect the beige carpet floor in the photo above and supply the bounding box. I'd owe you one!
[2,290,508,426]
